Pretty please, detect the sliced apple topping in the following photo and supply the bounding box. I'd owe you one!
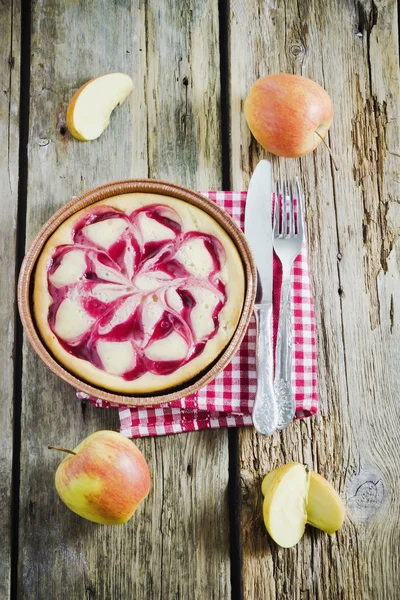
[261,463,345,548]
[66,73,134,141]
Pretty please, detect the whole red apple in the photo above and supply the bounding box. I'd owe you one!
[244,73,334,158]
[49,430,151,524]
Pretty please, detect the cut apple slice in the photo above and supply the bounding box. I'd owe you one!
[261,462,309,548]
[66,73,134,141]
[306,471,345,534]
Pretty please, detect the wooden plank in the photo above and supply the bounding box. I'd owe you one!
[229,0,400,598]
[19,1,229,599]
[0,2,20,598]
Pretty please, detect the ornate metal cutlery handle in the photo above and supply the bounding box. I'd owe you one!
[252,303,279,435]
[274,280,296,429]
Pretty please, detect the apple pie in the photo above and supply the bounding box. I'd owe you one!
[33,193,245,394]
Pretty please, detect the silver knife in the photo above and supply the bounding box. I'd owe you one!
[245,160,279,435]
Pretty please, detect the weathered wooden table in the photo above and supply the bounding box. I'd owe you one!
[2,1,400,598]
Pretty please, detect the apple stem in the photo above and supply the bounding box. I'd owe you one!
[316,131,339,171]
[48,445,77,456]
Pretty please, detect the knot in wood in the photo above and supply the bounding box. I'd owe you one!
[85,584,96,599]
[354,480,384,512]
[348,475,385,520]
[38,138,49,147]
[289,42,305,59]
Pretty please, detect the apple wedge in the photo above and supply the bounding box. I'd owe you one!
[306,471,345,534]
[66,73,134,141]
[261,462,309,548]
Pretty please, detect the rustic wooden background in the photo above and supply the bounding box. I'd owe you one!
[2,0,400,598]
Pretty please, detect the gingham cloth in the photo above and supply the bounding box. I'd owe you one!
[76,191,318,437]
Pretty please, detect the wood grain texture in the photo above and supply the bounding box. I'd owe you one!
[229,0,400,598]
[0,2,20,598]
[18,1,229,599]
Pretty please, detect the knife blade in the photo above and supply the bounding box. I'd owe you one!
[245,160,278,435]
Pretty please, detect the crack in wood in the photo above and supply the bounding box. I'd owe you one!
[390,293,394,333]
[356,0,378,38]
[352,77,395,329]
[144,0,151,179]
[7,3,15,193]
[181,75,189,135]
[80,400,87,422]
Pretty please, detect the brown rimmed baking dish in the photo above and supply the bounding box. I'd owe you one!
[18,179,256,407]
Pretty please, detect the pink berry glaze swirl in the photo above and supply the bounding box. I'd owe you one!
[47,204,227,381]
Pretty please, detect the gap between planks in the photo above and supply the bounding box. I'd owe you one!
[219,1,244,598]
[11,0,32,598]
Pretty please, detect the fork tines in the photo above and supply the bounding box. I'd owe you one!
[274,179,303,237]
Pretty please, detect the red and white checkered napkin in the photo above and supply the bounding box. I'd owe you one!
[76,191,318,437]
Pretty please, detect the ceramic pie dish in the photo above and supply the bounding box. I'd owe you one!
[18,179,256,406]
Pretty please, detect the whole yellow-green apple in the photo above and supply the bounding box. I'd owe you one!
[49,430,151,524]
[244,73,334,158]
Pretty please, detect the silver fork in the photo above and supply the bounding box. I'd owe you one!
[273,178,304,430]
